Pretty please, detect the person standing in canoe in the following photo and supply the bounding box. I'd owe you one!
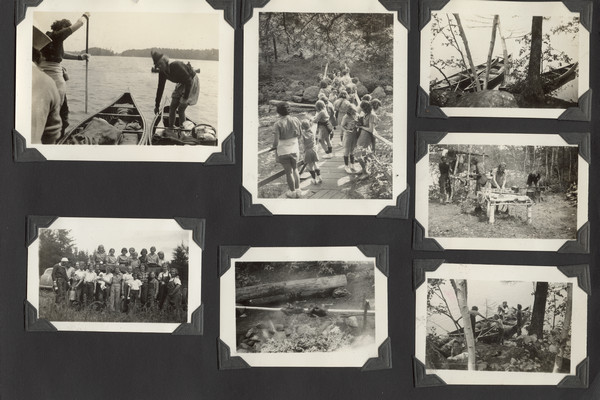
[39,13,91,138]
[151,51,200,133]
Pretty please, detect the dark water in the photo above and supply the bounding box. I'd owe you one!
[62,55,218,130]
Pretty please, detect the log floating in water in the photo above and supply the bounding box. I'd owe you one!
[236,275,347,302]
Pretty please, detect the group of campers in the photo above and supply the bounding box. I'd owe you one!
[437,155,543,204]
[272,67,384,199]
[50,245,184,316]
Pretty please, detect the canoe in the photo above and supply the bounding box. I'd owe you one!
[58,92,146,145]
[430,56,511,93]
[149,105,218,146]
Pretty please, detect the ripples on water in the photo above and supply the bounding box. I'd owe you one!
[62,55,219,133]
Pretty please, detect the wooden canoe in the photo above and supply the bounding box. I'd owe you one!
[430,56,511,93]
[149,105,218,146]
[58,92,146,145]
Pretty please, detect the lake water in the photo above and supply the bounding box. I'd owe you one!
[61,56,218,130]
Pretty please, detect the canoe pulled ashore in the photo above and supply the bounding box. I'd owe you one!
[430,56,511,93]
[58,92,146,145]
[149,105,217,146]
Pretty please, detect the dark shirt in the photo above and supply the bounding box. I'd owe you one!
[41,27,74,63]
[51,263,68,281]
[155,61,195,108]
[439,162,450,176]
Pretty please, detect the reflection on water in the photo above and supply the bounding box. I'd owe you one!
[61,55,218,132]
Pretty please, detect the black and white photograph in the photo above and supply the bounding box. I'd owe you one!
[420,0,589,118]
[243,0,407,215]
[16,0,234,162]
[415,263,588,385]
[27,217,202,333]
[415,133,589,251]
[220,247,388,367]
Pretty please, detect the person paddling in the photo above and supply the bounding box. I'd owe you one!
[151,51,200,134]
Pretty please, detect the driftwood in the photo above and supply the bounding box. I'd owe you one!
[236,275,347,302]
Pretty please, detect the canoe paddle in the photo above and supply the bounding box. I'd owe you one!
[84,14,89,114]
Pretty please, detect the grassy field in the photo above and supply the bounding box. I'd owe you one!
[428,193,577,239]
[39,290,185,323]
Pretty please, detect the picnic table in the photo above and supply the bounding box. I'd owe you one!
[477,190,534,224]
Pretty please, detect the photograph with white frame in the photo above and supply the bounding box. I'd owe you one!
[420,0,590,119]
[415,262,588,385]
[27,217,202,333]
[219,247,388,368]
[415,132,589,251]
[16,0,234,162]
[242,0,407,215]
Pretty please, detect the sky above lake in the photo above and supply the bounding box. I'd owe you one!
[33,12,219,53]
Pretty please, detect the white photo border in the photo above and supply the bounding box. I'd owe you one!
[419,0,590,119]
[15,0,234,163]
[414,262,588,386]
[414,132,589,251]
[219,246,389,368]
[26,217,202,333]
[242,0,408,215]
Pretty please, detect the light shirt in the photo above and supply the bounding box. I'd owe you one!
[83,270,97,283]
[128,279,142,291]
[146,253,159,265]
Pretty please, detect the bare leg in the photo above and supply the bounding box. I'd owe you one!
[169,98,180,127]
[178,102,189,128]
[282,163,295,191]
[290,158,300,189]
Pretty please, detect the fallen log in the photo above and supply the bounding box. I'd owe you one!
[236,275,347,302]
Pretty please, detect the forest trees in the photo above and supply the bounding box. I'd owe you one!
[39,229,75,274]
[259,13,393,67]
[429,144,578,190]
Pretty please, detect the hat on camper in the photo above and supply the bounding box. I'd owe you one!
[33,26,52,51]
[61,257,69,262]
[151,50,164,65]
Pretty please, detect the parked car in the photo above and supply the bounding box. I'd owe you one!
[40,268,53,289]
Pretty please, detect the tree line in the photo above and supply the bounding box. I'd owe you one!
[259,13,393,67]
[431,144,578,188]
[85,47,219,61]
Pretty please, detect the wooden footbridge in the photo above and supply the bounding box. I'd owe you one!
[258,132,392,200]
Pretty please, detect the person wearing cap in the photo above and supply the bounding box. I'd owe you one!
[39,13,90,138]
[51,257,70,305]
[32,26,62,144]
[151,50,200,132]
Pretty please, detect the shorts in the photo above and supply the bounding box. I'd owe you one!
[356,130,373,150]
[318,126,329,141]
[277,153,298,165]
[342,130,357,156]
[304,148,319,164]
[172,75,200,106]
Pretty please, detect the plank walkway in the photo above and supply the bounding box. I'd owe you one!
[276,142,365,199]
